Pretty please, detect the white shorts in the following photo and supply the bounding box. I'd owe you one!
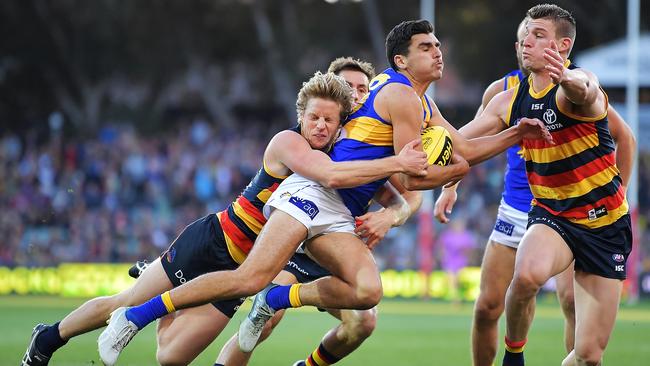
[263,173,356,240]
[488,199,529,249]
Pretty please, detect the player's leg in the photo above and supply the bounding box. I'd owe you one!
[297,232,383,309]
[155,304,231,366]
[237,233,381,352]
[503,223,573,365]
[214,270,298,366]
[555,261,576,354]
[295,308,377,366]
[22,257,173,365]
[60,258,172,339]
[472,241,516,366]
[562,272,622,366]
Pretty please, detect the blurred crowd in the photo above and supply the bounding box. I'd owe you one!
[0,119,265,266]
[1,122,650,277]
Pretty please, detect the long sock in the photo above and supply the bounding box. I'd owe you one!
[35,322,68,356]
[305,343,341,366]
[125,291,175,329]
[265,284,302,311]
[502,337,526,366]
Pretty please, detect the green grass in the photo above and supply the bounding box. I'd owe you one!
[1,295,649,365]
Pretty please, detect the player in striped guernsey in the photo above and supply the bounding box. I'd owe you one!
[434,16,635,366]
[21,72,428,366]
[501,5,632,366]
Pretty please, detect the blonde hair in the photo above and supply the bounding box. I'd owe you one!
[327,57,376,80]
[296,72,354,122]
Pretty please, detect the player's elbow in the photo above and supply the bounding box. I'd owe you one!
[401,177,419,191]
[322,176,345,189]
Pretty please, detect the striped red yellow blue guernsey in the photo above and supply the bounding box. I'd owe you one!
[217,160,287,264]
[508,61,628,229]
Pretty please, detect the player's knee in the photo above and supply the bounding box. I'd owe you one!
[474,294,504,322]
[346,311,377,340]
[240,275,273,296]
[355,282,382,309]
[574,347,603,366]
[510,271,542,297]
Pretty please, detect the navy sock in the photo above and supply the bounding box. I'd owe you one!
[265,285,292,311]
[502,349,525,366]
[35,322,67,356]
[214,364,225,366]
[125,295,169,329]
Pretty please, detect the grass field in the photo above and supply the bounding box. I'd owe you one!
[2,295,649,366]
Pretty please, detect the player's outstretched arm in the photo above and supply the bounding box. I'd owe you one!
[266,130,427,189]
[429,91,552,166]
[608,105,636,190]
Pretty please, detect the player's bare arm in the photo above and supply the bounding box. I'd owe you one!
[546,41,606,115]
[428,90,552,165]
[265,130,427,189]
[608,106,636,189]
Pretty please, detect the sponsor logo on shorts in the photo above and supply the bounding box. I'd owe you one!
[494,219,515,236]
[289,196,320,220]
[286,260,310,277]
[175,269,187,283]
[612,254,625,263]
[588,205,608,221]
[615,265,625,272]
[165,247,177,263]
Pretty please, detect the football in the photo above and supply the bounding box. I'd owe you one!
[421,126,453,166]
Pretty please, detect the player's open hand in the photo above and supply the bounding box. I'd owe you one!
[434,186,458,224]
[355,210,393,250]
[517,118,554,144]
[397,139,428,177]
[544,40,566,85]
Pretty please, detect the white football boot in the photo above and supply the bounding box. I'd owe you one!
[97,307,139,366]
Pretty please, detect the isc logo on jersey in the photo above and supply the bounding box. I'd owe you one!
[421,126,453,166]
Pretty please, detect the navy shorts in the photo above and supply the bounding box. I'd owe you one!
[528,206,632,280]
[283,252,330,283]
[160,214,245,318]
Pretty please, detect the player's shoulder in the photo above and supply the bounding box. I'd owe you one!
[268,128,303,148]
[376,81,419,101]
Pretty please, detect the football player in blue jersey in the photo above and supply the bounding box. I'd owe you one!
[211,57,422,366]
[96,19,553,365]
[433,15,635,366]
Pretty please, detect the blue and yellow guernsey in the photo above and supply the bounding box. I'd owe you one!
[507,62,627,229]
[217,127,299,264]
[501,69,535,212]
[330,68,435,217]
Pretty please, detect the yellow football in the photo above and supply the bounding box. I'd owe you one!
[421,126,453,166]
